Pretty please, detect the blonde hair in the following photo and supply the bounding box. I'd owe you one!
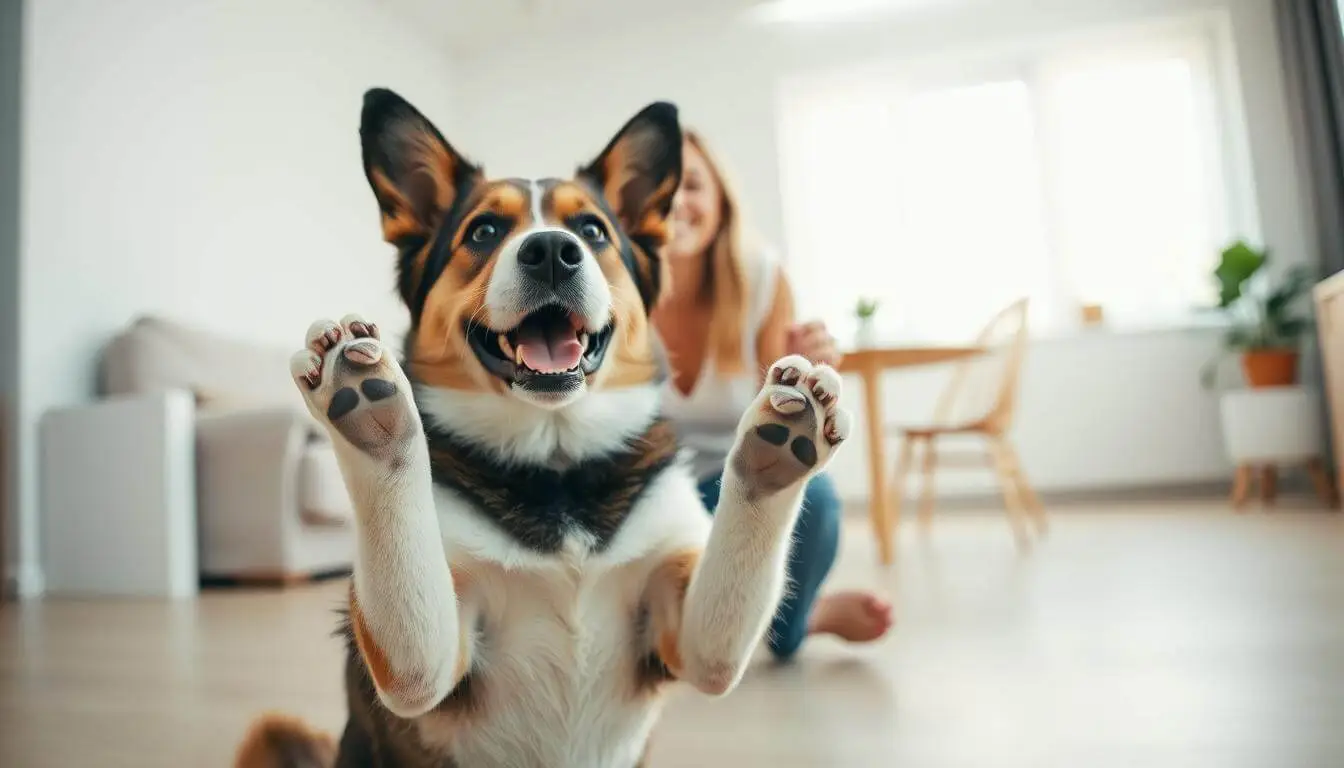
[682,128,749,375]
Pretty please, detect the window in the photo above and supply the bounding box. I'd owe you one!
[777,23,1247,341]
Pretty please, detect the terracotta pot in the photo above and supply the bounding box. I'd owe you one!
[1240,349,1299,388]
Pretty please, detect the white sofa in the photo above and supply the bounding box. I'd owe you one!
[84,316,355,583]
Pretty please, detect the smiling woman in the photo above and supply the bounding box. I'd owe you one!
[654,127,895,660]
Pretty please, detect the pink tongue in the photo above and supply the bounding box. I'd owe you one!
[516,324,583,373]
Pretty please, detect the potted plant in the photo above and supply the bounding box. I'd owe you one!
[854,296,880,348]
[1200,240,1314,390]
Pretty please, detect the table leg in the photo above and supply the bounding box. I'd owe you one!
[860,366,892,564]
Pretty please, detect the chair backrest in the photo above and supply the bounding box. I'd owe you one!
[932,297,1030,433]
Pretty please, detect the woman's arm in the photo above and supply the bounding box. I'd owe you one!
[755,269,795,387]
[755,269,843,386]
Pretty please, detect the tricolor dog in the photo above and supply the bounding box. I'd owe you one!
[235,88,851,768]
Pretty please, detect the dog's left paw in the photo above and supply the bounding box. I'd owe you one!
[728,355,851,500]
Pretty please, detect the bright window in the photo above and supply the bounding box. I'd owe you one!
[777,23,1247,341]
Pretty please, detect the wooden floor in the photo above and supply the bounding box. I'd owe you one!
[3,499,1344,767]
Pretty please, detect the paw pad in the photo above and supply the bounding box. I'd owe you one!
[790,436,818,467]
[292,314,415,459]
[755,423,790,446]
[328,387,361,421]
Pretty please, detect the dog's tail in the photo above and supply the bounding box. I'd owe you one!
[233,712,337,768]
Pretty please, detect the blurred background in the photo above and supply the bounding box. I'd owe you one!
[3,0,1344,765]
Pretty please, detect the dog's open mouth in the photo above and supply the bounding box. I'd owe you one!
[467,305,614,390]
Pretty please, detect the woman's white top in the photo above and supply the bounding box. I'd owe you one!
[660,248,781,481]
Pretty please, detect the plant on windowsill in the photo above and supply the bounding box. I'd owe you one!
[1199,240,1314,390]
[854,296,880,349]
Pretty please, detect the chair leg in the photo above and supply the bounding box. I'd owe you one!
[1230,464,1253,510]
[1307,458,1338,508]
[988,437,1031,547]
[888,435,915,545]
[1260,466,1278,506]
[996,438,1046,534]
[917,436,938,528]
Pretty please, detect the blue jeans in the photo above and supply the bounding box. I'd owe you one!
[696,471,841,660]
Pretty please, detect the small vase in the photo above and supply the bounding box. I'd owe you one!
[854,320,876,349]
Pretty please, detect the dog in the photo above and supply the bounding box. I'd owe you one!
[233,88,852,768]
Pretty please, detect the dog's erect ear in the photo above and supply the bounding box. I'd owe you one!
[360,88,481,249]
[579,102,682,252]
[578,102,681,311]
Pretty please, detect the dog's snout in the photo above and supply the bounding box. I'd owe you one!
[518,231,583,288]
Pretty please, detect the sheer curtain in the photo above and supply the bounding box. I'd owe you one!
[777,25,1240,344]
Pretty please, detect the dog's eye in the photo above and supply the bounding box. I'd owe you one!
[470,222,499,243]
[578,221,606,243]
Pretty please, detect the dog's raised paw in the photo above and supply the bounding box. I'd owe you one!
[290,314,417,459]
[729,354,851,499]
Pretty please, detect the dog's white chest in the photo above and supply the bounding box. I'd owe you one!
[421,556,663,768]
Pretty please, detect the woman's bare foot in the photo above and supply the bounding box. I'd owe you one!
[806,591,894,643]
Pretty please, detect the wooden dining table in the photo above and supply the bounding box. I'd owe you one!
[837,344,986,564]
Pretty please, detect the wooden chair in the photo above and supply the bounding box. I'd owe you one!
[884,298,1045,546]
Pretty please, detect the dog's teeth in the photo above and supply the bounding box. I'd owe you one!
[578,331,589,349]
[498,334,514,360]
[515,344,525,366]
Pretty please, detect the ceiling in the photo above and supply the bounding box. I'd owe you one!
[377,0,776,53]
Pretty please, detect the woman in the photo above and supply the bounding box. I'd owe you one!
[653,129,894,660]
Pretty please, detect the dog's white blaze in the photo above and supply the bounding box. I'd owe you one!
[530,178,546,224]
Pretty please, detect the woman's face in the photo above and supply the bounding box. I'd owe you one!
[667,140,723,262]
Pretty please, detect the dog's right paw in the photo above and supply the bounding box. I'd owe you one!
[290,315,418,460]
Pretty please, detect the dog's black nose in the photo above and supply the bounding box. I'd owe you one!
[518,231,583,288]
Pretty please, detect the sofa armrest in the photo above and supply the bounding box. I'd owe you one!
[39,390,197,596]
[195,406,316,575]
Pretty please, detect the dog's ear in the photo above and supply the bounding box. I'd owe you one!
[579,101,682,253]
[578,102,682,311]
[360,88,482,250]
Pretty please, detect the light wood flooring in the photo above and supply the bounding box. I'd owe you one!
[3,499,1343,767]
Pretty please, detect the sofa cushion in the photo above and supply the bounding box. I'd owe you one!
[299,442,353,527]
[101,316,307,416]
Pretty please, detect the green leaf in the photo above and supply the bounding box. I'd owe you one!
[1223,326,1259,349]
[1213,240,1266,307]
[1276,316,1311,339]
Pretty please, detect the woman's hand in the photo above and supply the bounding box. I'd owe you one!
[786,320,842,367]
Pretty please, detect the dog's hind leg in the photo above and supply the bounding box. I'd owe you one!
[290,315,465,719]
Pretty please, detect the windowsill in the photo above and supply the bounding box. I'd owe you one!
[842,312,1231,350]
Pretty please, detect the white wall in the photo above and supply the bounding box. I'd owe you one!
[450,0,1315,502]
[10,0,456,595]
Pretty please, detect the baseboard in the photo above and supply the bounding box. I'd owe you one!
[4,561,44,599]
[199,566,351,589]
[839,474,1342,516]
[840,479,1237,514]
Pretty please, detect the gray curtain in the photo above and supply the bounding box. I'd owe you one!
[1276,0,1344,469]
[1276,0,1344,276]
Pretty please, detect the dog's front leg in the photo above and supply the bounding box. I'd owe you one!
[291,315,462,719]
[654,355,851,695]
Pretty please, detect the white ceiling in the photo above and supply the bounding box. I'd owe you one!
[377,0,770,53]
